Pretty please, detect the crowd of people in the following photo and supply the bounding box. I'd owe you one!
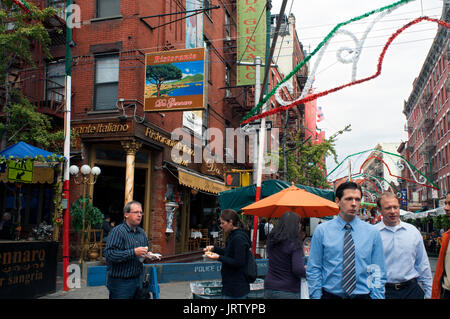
[102,183,450,299]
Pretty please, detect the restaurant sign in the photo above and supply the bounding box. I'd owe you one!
[144,48,205,112]
[0,241,58,298]
[237,0,266,86]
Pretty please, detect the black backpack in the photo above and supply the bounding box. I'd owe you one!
[245,248,257,283]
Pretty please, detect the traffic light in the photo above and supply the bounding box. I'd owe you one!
[225,172,240,187]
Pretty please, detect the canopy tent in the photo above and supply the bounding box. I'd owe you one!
[399,209,411,216]
[400,207,446,220]
[218,179,335,213]
[0,141,64,162]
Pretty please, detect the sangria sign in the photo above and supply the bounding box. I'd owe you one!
[0,241,58,299]
[144,48,205,112]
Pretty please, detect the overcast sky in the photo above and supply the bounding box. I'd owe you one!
[270,0,444,181]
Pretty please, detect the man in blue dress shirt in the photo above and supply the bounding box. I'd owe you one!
[376,192,432,299]
[307,181,386,299]
[104,200,150,299]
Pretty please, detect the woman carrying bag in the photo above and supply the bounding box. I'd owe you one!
[204,209,251,299]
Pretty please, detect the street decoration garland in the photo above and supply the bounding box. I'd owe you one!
[240,0,450,125]
[11,0,32,14]
[326,148,439,202]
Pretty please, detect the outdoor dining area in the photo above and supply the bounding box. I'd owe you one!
[401,206,449,257]
[188,228,220,250]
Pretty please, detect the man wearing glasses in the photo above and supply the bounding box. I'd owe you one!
[104,200,151,299]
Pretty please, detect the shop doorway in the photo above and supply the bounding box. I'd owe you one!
[93,165,146,227]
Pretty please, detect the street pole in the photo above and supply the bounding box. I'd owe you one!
[238,57,269,254]
[63,0,73,291]
[253,56,264,255]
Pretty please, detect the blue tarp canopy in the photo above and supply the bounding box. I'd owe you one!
[0,141,64,162]
[218,179,335,213]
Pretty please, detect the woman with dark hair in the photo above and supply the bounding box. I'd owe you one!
[264,211,306,299]
[204,209,251,299]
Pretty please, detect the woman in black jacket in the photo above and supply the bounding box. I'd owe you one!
[204,209,250,299]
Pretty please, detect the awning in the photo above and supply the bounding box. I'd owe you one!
[177,168,229,195]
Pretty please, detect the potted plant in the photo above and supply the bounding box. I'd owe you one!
[70,196,104,260]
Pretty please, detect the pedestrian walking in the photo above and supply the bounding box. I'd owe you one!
[264,212,306,299]
[307,181,386,299]
[432,191,450,299]
[103,200,153,299]
[203,209,250,299]
[376,192,432,299]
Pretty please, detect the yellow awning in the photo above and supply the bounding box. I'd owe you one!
[177,168,229,194]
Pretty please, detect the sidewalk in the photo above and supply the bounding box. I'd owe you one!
[40,276,193,299]
[40,257,438,299]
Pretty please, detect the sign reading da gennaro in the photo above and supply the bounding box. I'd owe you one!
[144,48,205,112]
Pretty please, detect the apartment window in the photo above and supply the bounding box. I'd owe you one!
[225,65,231,97]
[202,105,210,146]
[204,0,212,19]
[225,11,231,40]
[46,61,65,102]
[205,38,212,84]
[96,0,121,18]
[94,54,119,110]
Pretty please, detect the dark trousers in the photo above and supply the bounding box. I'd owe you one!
[321,289,371,299]
[385,278,425,299]
[442,288,450,299]
[107,276,141,299]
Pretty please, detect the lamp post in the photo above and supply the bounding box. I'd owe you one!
[69,164,101,272]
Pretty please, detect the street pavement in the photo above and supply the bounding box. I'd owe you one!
[39,257,438,299]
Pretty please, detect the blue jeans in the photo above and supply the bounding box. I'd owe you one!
[107,276,141,299]
[264,289,300,299]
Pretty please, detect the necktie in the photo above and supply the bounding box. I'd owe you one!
[342,223,356,296]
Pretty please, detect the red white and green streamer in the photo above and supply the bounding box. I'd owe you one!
[241,0,450,125]
[11,0,32,14]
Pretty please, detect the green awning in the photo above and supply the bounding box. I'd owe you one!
[218,179,335,213]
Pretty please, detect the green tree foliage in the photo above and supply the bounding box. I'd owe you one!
[146,64,183,97]
[0,1,64,151]
[70,197,104,231]
[279,125,351,188]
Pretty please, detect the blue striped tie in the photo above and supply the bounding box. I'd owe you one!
[342,223,356,296]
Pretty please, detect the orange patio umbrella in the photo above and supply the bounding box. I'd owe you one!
[242,182,340,218]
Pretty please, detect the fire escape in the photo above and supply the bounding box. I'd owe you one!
[16,0,67,121]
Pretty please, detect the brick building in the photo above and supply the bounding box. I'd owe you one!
[401,3,449,210]
[3,0,312,259]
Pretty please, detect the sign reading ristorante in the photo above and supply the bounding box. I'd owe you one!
[144,48,205,112]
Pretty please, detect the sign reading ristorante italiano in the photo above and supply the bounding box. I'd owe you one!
[73,123,129,134]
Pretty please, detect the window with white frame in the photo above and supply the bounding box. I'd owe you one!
[46,61,65,103]
[94,54,119,110]
[96,0,121,18]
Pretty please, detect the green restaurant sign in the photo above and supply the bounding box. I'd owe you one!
[237,0,266,86]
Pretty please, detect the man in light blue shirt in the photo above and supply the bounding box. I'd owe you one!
[307,182,386,299]
[376,192,432,299]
